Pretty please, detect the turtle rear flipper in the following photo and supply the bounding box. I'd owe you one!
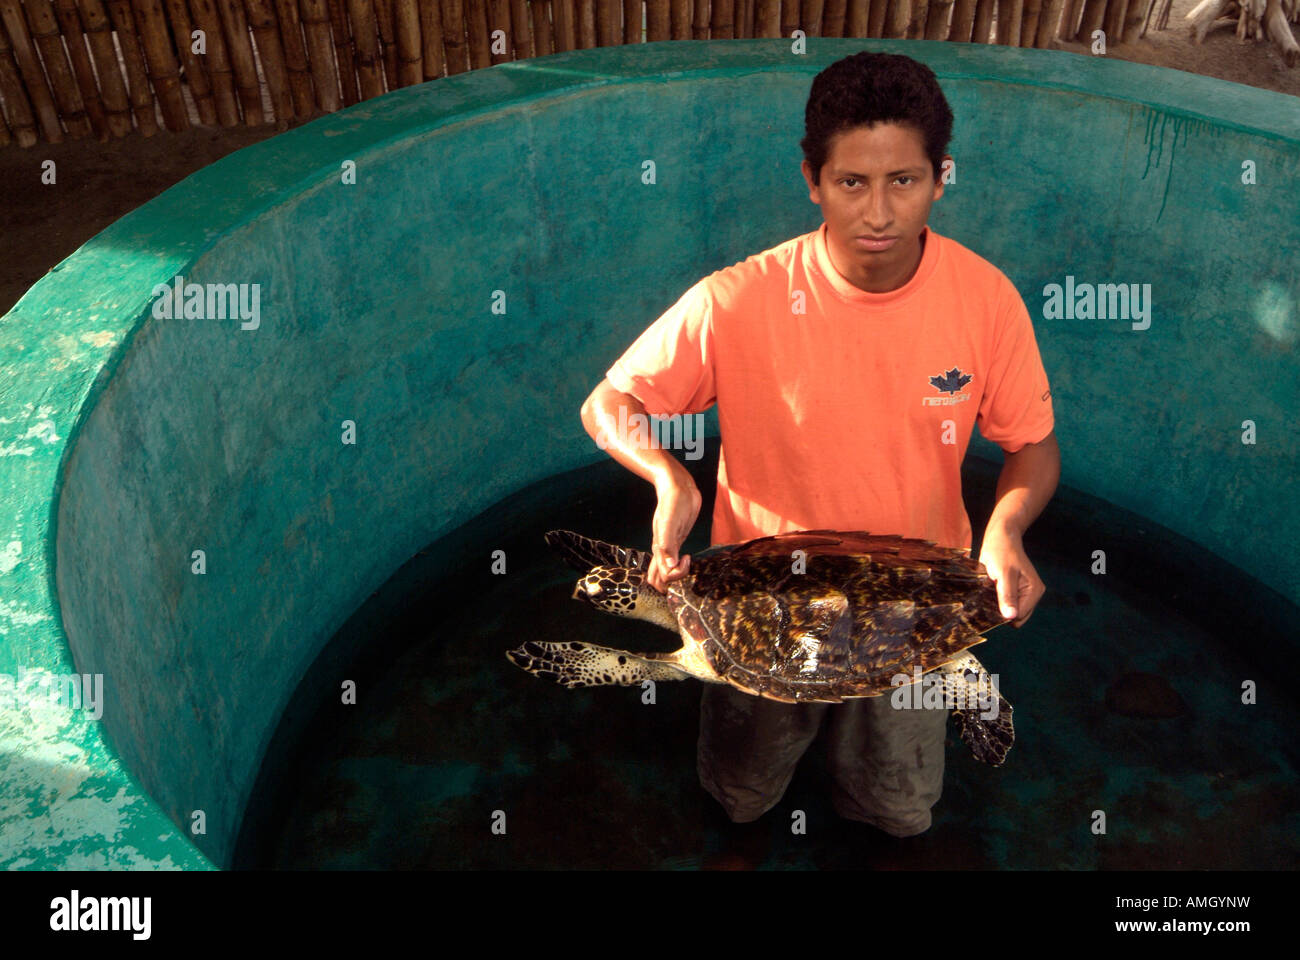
[506,641,692,688]
[940,655,1015,766]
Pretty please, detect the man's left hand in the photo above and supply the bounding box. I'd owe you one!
[976,525,1044,627]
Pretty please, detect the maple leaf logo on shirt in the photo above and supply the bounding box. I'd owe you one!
[929,367,972,394]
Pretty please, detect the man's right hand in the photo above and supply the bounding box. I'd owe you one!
[648,471,702,594]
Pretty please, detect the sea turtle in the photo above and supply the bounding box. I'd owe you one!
[506,528,1016,765]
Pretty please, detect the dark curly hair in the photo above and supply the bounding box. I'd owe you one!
[801,52,954,186]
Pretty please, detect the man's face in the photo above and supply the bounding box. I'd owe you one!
[801,122,948,291]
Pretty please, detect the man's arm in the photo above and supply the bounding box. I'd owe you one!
[978,429,1060,627]
[987,429,1060,539]
[580,378,701,592]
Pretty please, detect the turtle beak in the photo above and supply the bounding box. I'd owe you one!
[573,578,600,603]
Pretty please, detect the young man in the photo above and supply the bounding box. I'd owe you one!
[580,52,1060,845]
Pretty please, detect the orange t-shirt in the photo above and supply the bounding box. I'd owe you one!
[605,222,1055,552]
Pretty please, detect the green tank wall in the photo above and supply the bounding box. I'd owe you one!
[1,40,1296,869]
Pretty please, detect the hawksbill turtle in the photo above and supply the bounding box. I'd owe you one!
[506,528,1016,765]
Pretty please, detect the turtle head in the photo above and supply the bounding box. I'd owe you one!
[572,565,678,630]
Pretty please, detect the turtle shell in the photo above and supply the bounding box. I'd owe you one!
[666,529,1007,703]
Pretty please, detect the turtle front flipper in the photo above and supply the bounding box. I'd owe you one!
[544,530,651,574]
[506,641,692,689]
[939,654,1015,766]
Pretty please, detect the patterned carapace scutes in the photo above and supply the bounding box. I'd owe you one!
[562,528,1007,704]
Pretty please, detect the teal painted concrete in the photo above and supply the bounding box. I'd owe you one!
[1,40,1296,869]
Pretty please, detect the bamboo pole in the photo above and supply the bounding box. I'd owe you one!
[530,0,552,55]
[375,0,398,83]
[73,0,133,135]
[623,0,638,41]
[595,0,613,41]
[847,0,869,33]
[778,0,797,34]
[996,0,1024,42]
[669,0,688,38]
[439,0,467,70]
[823,0,847,33]
[908,0,927,35]
[577,0,596,43]
[213,0,264,123]
[951,0,977,36]
[346,0,385,96]
[326,0,360,101]
[1103,0,1129,41]
[1140,0,1160,35]
[693,0,708,36]
[595,0,614,43]
[926,0,953,35]
[1076,0,1106,41]
[1186,0,1230,41]
[160,0,216,124]
[416,0,445,74]
[0,18,39,145]
[299,0,341,109]
[1060,0,1082,35]
[242,0,294,123]
[738,0,754,34]
[710,0,732,35]
[1020,0,1041,41]
[886,0,911,36]
[272,0,315,114]
[130,0,189,130]
[1263,0,1299,64]
[552,0,574,48]
[1034,0,1065,42]
[186,0,241,124]
[465,0,490,63]
[51,0,111,136]
[516,0,537,51]
[728,0,748,35]
[971,0,994,38]
[757,0,778,34]
[102,0,161,134]
[646,0,667,38]
[394,0,424,82]
[21,0,91,137]
[1121,0,1145,37]
[804,0,824,34]
[867,0,888,34]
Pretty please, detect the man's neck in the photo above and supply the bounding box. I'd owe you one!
[833,228,926,294]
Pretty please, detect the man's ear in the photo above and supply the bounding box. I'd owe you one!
[801,160,820,202]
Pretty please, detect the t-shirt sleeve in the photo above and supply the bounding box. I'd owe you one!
[604,279,718,417]
[977,275,1055,454]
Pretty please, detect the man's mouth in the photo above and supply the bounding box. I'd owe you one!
[854,235,899,250]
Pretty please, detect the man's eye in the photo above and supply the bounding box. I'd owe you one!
[842,177,915,187]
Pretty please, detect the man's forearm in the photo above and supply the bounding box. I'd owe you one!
[581,379,694,492]
[987,430,1060,539]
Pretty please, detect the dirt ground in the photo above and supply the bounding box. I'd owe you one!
[2,5,1297,317]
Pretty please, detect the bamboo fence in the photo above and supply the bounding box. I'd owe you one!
[0,0,1296,148]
